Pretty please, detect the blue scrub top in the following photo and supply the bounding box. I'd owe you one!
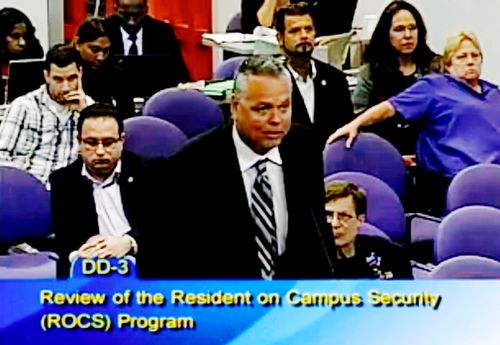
[389,74,500,177]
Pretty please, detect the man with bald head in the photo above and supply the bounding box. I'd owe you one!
[139,56,334,279]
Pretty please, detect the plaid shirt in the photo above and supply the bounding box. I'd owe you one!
[0,85,93,187]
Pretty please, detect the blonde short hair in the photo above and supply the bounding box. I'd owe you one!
[443,31,482,67]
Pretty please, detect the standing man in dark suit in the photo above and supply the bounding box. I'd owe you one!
[104,0,190,81]
[276,3,354,144]
[139,56,334,279]
[50,103,146,278]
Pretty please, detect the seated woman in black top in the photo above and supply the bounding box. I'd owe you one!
[0,7,43,104]
[353,0,442,155]
[73,17,134,118]
[325,181,413,279]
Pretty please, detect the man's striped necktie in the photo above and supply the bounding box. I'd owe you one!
[251,159,278,280]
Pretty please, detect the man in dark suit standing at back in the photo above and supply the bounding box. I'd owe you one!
[50,103,147,278]
[276,2,354,144]
[139,56,334,279]
[104,0,190,81]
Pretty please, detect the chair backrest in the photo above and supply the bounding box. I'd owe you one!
[0,166,51,245]
[358,222,391,241]
[324,132,407,200]
[435,205,500,262]
[214,56,246,80]
[226,12,242,32]
[124,117,187,159]
[431,255,500,278]
[0,253,56,279]
[446,163,500,213]
[325,171,406,243]
[143,88,224,138]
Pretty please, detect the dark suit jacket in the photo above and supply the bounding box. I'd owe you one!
[104,14,190,82]
[139,122,334,279]
[290,59,354,144]
[50,152,148,278]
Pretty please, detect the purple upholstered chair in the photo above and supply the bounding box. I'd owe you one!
[324,133,408,200]
[0,166,51,244]
[435,206,500,263]
[214,56,246,80]
[325,172,406,244]
[431,255,500,278]
[226,12,242,33]
[124,117,187,159]
[0,166,55,278]
[143,88,224,138]
[446,164,500,213]
[358,222,391,241]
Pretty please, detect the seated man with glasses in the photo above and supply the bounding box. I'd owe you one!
[325,181,413,279]
[50,103,147,278]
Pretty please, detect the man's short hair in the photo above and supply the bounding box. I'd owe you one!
[234,55,291,97]
[325,181,367,216]
[275,2,314,34]
[77,103,124,135]
[44,43,82,71]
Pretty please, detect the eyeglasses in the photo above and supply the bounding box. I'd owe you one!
[325,211,355,224]
[81,137,121,150]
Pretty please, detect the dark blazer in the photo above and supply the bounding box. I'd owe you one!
[139,122,334,279]
[332,235,413,279]
[50,151,148,278]
[104,14,190,82]
[290,59,354,144]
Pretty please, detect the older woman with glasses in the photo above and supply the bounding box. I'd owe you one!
[325,181,412,279]
[329,32,500,215]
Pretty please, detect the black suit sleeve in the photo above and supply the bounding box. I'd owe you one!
[136,157,187,278]
[146,18,190,83]
[50,172,78,279]
[336,70,355,126]
[161,23,191,82]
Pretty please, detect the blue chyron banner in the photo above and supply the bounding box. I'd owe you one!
[1,279,499,344]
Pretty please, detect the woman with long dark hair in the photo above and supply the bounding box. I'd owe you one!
[353,1,442,154]
[0,7,43,104]
[72,17,134,118]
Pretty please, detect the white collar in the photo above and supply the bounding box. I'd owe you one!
[120,26,143,39]
[287,60,317,82]
[232,124,282,173]
[82,159,122,186]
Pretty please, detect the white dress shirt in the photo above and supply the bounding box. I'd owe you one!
[82,160,132,237]
[69,161,137,262]
[288,61,317,123]
[120,27,144,55]
[232,125,288,255]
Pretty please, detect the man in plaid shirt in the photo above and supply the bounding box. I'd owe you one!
[0,44,93,187]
